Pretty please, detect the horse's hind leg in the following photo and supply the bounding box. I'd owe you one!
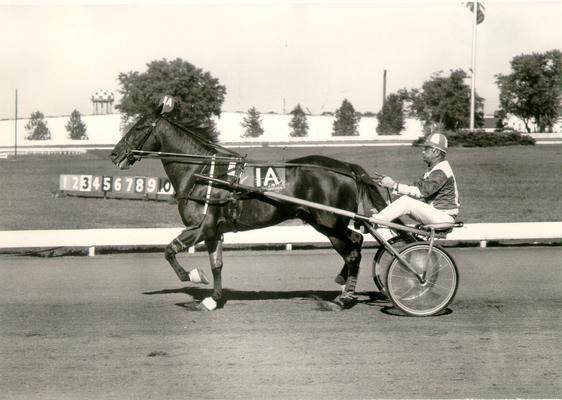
[330,233,363,286]
[164,228,209,284]
[335,265,349,286]
[328,229,364,308]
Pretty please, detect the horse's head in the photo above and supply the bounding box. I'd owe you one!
[111,96,174,169]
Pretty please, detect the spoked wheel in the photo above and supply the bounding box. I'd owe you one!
[386,243,459,317]
[372,237,411,294]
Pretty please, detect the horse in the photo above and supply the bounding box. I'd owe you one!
[110,98,397,310]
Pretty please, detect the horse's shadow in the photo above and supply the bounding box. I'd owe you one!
[143,287,388,310]
[142,287,453,316]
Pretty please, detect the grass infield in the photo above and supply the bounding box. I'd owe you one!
[0,145,560,230]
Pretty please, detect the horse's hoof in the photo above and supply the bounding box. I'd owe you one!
[201,297,217,311]
[188,268,209,285]
[334,274,346,285]
[333,294,358,310]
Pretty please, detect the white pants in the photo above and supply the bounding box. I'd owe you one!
[374,195,455,225]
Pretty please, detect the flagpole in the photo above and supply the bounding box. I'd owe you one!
[469,0,477,130]
[14,89,18,160]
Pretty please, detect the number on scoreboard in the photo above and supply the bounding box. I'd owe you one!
[158,178,174,195]
[91,176,101,192]
[78,175,93,192]
[134,177,146,193]
[146,177,158,194]
[60,174,74,191]
[112,176,123,192]
[102,176,112,192]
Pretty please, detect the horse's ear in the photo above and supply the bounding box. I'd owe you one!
[157,95,175,114]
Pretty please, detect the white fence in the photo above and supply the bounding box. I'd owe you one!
[1,222,561,255]
[2,112,561,155]
[0,112,423,154]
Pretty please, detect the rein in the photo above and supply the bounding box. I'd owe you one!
[130,150,244,164]
[130,149,365,180]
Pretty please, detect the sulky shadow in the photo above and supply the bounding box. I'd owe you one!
[380,306,453,317]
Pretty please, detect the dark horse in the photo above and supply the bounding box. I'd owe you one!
[111,99,392,310]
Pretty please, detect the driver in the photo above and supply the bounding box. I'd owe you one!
[372,133,460,225]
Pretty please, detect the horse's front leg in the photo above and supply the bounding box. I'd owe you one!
[200,238,224,311]
[164,228,209,284]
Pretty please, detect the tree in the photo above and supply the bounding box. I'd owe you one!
[65,109,88,140]
[376,90,408,135]
[288,104,309,137]
[116,58,227,142]
[25,111,51,140]
[332,99,361,136]
[493,109,508,131]
[409,69,484,132]
[241,107,264,138]
[495,49,561,133]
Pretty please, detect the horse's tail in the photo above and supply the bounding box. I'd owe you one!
[349,163,416,242]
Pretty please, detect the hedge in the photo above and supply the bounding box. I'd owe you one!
[413,130,535,148]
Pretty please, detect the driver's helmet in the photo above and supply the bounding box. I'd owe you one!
[423,133,448,153]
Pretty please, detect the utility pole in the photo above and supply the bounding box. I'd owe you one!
[382,69,387,107]
[14,89,18,160]
[469,0,478,130]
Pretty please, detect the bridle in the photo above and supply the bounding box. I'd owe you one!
[121,117,159,163]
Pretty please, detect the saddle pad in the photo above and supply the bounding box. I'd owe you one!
[234,165,286,191]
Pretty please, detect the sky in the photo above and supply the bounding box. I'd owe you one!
[0,0,561,119]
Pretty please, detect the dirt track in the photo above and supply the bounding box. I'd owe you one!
[1,247,560,399]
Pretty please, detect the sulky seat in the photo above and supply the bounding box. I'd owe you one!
[416,221,464,238]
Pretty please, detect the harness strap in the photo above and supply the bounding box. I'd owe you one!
[202,155,216,215]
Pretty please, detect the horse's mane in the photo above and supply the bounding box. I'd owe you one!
[160,115,241,158]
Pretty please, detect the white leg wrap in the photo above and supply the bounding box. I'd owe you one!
[201,297,217,311]
[188,268,209,284]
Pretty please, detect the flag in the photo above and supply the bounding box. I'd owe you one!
[466,1,485,24]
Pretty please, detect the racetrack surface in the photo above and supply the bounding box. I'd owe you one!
[1,247,560,399]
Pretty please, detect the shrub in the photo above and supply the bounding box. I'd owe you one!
[376,93,406,135]
[25,111,51,140]
[412,130,535,148]
[289,104,309,137]
[66,109,88,140]
[241,107,264,138]
[332,99,361,136]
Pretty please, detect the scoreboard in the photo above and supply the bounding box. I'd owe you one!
[59,174,174,200]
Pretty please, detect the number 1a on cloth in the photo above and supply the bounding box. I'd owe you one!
[253,166,286,191]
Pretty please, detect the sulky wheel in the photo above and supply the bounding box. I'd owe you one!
[372,237,414,294]
[385,243,459,317]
